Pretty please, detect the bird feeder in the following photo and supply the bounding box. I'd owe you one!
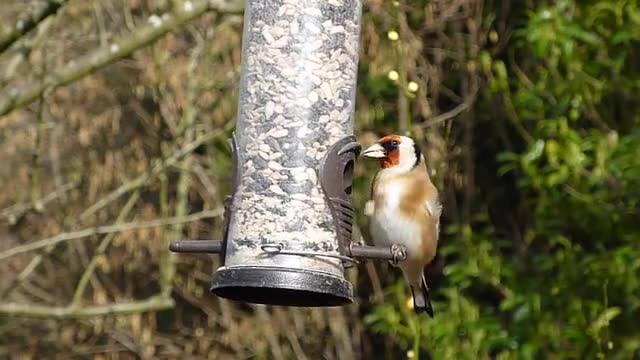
[170,0,406,306]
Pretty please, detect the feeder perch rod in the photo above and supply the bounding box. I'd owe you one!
[169,240,222,254]
[169,240,406,263]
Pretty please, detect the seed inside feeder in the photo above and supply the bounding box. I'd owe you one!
[213,0,363,306]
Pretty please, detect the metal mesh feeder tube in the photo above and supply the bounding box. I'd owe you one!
[211,0,363,306]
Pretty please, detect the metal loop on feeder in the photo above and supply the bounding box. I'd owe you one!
[260,243,359,265]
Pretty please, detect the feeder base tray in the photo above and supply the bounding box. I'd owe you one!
[211,266,354,306]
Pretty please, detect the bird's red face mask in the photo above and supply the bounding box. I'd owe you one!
[361,135,402,168]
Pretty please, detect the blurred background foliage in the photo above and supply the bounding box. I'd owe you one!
[0,0,638,359]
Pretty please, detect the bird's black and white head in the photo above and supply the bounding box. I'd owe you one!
[361,135,424,175]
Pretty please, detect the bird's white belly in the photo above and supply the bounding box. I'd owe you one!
[370,206,422,258]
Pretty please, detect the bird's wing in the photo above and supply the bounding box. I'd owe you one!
[364,200,375,216]
[369,171,379,199]
[364,172,380,217]
[424,197,442,218]
[424,194,442,238]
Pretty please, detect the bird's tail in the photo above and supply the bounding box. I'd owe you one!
[410,275,434,317]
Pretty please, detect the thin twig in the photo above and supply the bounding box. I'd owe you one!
[255,306,286,360]
[70,192,140,306]
[1,17,55,89]
[161,40,202,296]
[327,308,355,360]
[93,2,108,47]
[0,0,244,116]
[396,4,415,135]
[0,255,43,299]
[158,150,172,298]
[30,65,47,207]
[0,0,68,54]
[285,327,308,360]
[420,82,479,129]
[0,295,174,319]
[0,208,224,260]
[19,281,55,303]
[0,181,77,222]
[0,181,112,300]
[79,130,221,221]
[1,130,221,301]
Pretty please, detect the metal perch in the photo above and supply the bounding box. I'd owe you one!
[170,240,407,264]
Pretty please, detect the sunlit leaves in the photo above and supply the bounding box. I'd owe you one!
[368,0,640,358]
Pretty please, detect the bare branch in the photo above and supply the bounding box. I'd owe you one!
[79,129,222,221]
[1,129,221,296]
[0,181,78,223]
[0,0,68,54]
[1,253,44,299]
[420,82,479,129]
[0,0,244,116]
[0,295,174,319]
[158,40,202,297]
[0,208,224,260]
[1,14,56,88]
[70,192,140,306]
[256,306,286,360]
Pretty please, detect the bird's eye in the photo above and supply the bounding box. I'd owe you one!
[391,140,400,146]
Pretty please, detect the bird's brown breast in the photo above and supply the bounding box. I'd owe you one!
[372,164,439,264]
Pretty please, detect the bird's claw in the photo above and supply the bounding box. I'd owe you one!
[388,244,407,267]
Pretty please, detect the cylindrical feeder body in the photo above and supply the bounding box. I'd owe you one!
[212,0,362,306]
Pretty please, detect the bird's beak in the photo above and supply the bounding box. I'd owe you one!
[361,143,387,159]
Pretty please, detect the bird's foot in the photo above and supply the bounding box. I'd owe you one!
[388,244,407,267]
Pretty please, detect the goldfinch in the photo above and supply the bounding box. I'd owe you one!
[361,135,441,317]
